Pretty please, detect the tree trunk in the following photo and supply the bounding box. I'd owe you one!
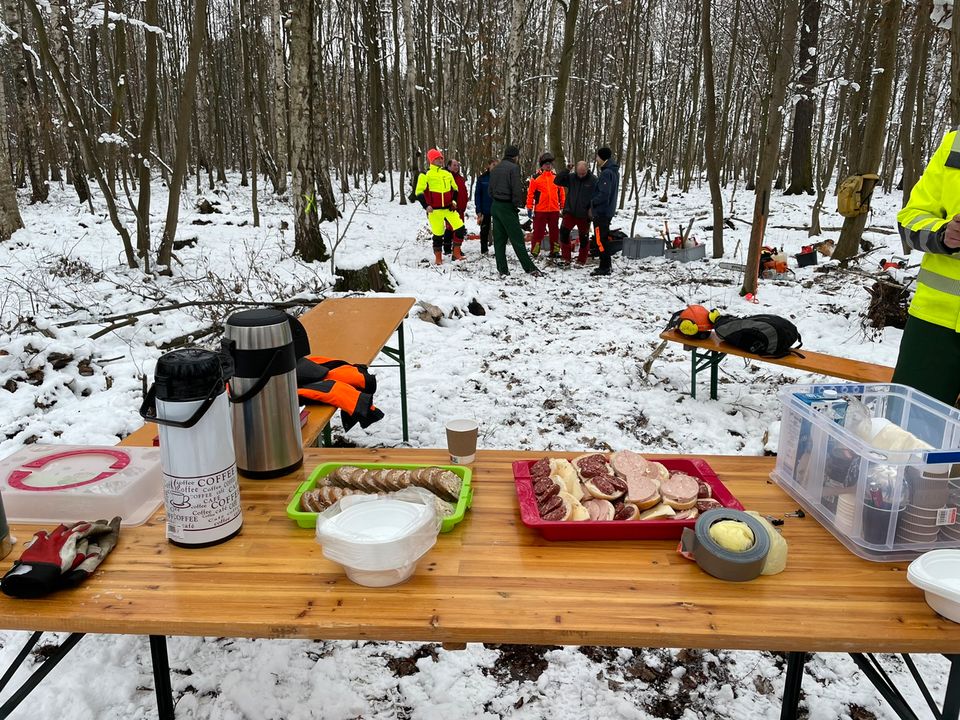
[951,0,960,127]
[834,0,903,263]
[5,0,47,203]
[741,0,801,297]
[25,0,136,266]
[289,0,328,261]
[547,0,580,168]
[240,0,260,226]
[157,0,209,270]
[701,0,723,258]
[900,0,932,211]
[785,0,819,195]
[0,66,23,241]
[271,0,288,194]
[136,0,160,269]
[362,0,386,181]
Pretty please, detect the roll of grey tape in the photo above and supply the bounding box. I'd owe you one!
[682,508,771,582]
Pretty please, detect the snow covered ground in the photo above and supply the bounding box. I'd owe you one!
[0,176,945,719]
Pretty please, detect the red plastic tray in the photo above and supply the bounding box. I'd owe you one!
[513,457,744,541]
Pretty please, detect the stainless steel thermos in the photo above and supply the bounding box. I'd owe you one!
[140,348,243,547]
[223,309,306,478]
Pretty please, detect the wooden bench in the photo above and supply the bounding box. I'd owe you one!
[659,329,895,400]
[124,296,416,448]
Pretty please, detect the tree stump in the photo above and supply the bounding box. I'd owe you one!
[334,258,394,293]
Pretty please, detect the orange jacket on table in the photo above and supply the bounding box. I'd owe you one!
[526,171,565,213]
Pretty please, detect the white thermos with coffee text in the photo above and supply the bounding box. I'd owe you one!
[140,348,243,547]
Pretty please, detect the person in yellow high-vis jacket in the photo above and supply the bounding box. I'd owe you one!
[415,148,465,265]
[894,130,960,405]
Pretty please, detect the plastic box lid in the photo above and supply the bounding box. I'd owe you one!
[0,445,163,527]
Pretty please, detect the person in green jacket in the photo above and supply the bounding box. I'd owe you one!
[487,145,542,277]
[894,130,960,406]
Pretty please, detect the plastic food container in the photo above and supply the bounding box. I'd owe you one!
[315,494,440,587]
[513,458,743,541]
[772,383,960,561]
[287,462,472,532]
[907,550,960,623]
[623,237,664,259]
[0,445,163,526]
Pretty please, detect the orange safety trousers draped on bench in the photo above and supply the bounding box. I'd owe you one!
[296,357,384,431]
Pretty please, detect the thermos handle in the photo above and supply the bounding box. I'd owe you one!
[139,380,223,429]
[227,346,284,404]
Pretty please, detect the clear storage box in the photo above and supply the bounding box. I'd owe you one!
[772,383,960,561]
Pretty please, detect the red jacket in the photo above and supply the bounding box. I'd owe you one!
[450,172,468,219]
[526,170,565,213]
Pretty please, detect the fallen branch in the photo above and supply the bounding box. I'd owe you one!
[640,340,669,379]
[58,297,323,330]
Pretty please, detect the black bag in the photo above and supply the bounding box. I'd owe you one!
[713,314,803,358]
[589,228,626,257]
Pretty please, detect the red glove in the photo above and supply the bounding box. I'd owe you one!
[2,518,121,598]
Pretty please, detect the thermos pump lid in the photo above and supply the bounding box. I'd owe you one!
[154,348,227,402]
[226,308,289,328]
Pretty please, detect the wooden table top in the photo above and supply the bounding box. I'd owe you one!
[660,329,894,384]
[123,296,416,449]
[0,448,954,654]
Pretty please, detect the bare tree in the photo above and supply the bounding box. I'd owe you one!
[701,0,723,258]
[741,0,801,297]
[833,0,903,263]
[157,0,209,270]
[0,58,22,240]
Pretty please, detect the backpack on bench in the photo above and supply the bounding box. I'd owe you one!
[713,314,803,358]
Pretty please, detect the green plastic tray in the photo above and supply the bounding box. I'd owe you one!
[286,462,473,532]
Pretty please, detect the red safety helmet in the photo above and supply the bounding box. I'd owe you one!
[427,148,444,164]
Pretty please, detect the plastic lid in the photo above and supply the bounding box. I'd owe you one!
[317,498,438,571]
[908,549,960,601]
[154,349,226,402]
[321,499,433,543]
[226,308,288,328]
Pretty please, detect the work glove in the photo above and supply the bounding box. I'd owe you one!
[2,517,121,598]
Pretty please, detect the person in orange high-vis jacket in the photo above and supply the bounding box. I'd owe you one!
[525,152,565,258]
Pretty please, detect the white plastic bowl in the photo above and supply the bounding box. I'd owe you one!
[907,549,960,623]
[316,497,438,587]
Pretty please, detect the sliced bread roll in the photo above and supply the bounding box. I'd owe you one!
[661,472,700,510]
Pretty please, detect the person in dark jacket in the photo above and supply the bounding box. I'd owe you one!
[488,145,541,276]
[474,159,497,254]
[554,160,596,266]
[590,146,620,276]
[443,158,469,256]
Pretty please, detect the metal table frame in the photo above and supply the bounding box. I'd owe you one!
[688,345,726,401]
[1,635,956,719]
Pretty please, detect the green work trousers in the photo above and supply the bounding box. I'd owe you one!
[893,314,960,407]
[491,200,536,275]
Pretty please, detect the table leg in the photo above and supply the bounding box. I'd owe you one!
[322,423,333,448]
[690,349,698,400]
[709,351,720,401]
[849,653,920,720]
[943,654,960,720]
[397,322,409,443]
[0,631,42,694]
[0,632,84,718]
[150,635,176,720]
[779,651,806,720]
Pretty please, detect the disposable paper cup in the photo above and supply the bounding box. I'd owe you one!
[862,502,905,545]
[446,419,479,464]
[898,527,941,544]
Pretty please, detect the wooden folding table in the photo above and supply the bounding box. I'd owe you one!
[0,450,957,719]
